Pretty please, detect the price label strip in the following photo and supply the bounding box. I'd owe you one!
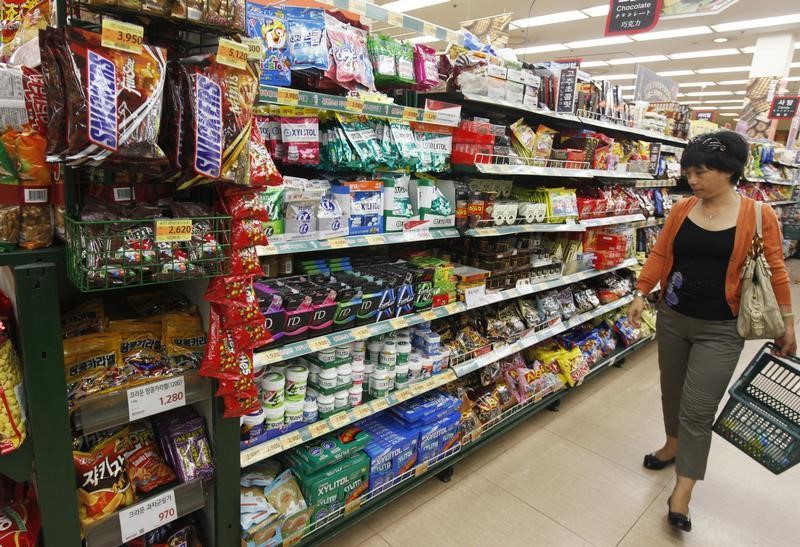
[308,338,331,351]
[277,87,300,105]
[217,38,249,70]
[328,412,350,429]
[402,107,418,122]
[280,431,304,451]
[370,398,390,413]
[155,219,193,243]
[308,421,330,437]
[119,490,178,543]
[393,388,412,402]
[101,18,143,54]
[421,310,437,321]
[365,234,385,245]
[127,376,186,421]
[352,404,372,419]
[251,438,283,464]
[327,238,349,249]
[352,326,372,339]
[415,461,429,478]
[345,97,364,113]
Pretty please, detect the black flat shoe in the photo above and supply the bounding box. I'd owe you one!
[667,497,692,532]
[643,453,676,470]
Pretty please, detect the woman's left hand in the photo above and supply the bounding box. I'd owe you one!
[774,325,797,356]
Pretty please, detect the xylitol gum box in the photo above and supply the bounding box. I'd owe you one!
[416,411,462,463]
[358,418,419,489]
[285,427,371,475]
[294,452,370,505]
[390,390,461,425]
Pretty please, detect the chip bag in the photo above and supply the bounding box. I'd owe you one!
[0,484,41,547]
[0,337,26,455]
[125,421,177,494]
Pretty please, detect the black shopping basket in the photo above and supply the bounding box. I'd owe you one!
[713,343,800,474]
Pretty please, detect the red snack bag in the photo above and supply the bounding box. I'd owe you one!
[215,350,257,397]
[240,319,273,349]
[39,29,67,160]
[21,66,47,135]
[247,122,282,187]
[124,421,177,494]
[205,275,261,327]
[0,485,41,547]
[231,246,264,276]
[223,188,270,221]
[232,219,270,248]
[222,389,260,419]
[280,116,319,166]
[55,26,167,166]
[200,312,248,380]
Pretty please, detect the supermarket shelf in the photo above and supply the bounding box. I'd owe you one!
[579,213,646,228]
[0,244,65,268]
[255,228,460,256]
[253,259,638,369]
[83,479,205,547]
[661,145,684,155]
[72,373,211,435]
[634,179,677,188]
[295,330,654,546]
[463,214,646,237]
[744,176,797,186]
[0,439,33,482]
[580,333,656,383]
[592,170,654,180]
[258,85,458,127]
[473,162,594,178]
[630,217,666,229]
[240,370,457,467]
[454,295,634,377]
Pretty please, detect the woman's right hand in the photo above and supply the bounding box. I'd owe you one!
[628,295,644,327]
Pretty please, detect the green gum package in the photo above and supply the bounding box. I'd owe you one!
[371,119,397,168]
[413,130,451,173]
[368,34,397,86]
[338,114,385,171]
[395,41,415,85]
[389,122,421,169]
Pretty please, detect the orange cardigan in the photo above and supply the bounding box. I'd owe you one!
[636,196,792,316]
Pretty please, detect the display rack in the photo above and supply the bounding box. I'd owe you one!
[255,228,460,256]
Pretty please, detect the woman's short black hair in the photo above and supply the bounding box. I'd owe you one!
[680,130,749,184]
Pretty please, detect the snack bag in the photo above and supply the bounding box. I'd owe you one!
[285,6,328,71]
[63,332,124,409]
[160,413,214,482]
[61,298,106,338]
[125,421,177,494]
[0,485,41,547]
[0,336,26,455]
[109,320,167,379]
[414,43,439,90]
[162,314,206,372]
[73,428,136,529]
[246,3,291,87]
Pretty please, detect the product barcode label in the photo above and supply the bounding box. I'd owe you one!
[23,188,48,204]
[113,186,134,202]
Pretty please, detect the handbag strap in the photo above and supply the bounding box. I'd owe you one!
[755,200,763,239]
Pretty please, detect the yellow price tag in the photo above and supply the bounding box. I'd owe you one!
[258,245,279,256]
[328,412,349,428]
[445,303,462,315]
[394,388,412,402]
[261,348,283,364]
[415,461,429,477]
[402,107,418,122]
[308,338,330,352]
[423,22,438,37]
[352,404,372,419]
[409,382,426,395]
[327,238,349,249]
[277,87,300,105]
[482,228,500,236]
[352,326,371,339]
[101,18,143,54]
[386,11,404,27]
[423,110,437,123]
[345,97,364,113]
[421,310,437,321]
[308,421,330,437]
[244,438,282,466]
[371,399,389,413]
[350,0,367,15]
[216,38,249,70]
[365,234,385,245]
[280,431,303,451]
[155,219,192,243]
[389,317,408,330]
[242,37,265,61]
[344,497,363,515]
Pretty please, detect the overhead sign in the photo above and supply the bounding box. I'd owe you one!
[661,0,739,19]
[695,110,716,122]
[633,65,679,102]
[556,62,580,114]
[605,0,663,36]
[768,96,800,120]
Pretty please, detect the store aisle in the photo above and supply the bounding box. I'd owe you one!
[321,263,800,547]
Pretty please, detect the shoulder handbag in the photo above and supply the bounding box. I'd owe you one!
[737,201,785,339]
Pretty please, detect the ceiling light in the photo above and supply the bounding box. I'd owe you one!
[607,55,668,65]
[718,79,749,85]
[786,76,800,82]
[703,99,745,104]
[719,106,743,110]
[658,70,696,77]
[565,36,632,49]
[581,5,610,17]
[720,113,738,117]
[712,14,800,33]
[622,94,634,100]
[685,90,735,96]
[513,43,568,55]
[595,74,637,81]
[382,0,449,13]
[740,46,756,54]
[408,35,438,44]
[579,61,609,68]
[681,101,703,105]
[669,48,740,60]
[714,37,729,43]
[696,106,718,110]
[511,10,588,29]
[734,91,747,95]
[696,66,751,74]
[678,82,715,88]
[617,85,636,90]
[631,26,712,42]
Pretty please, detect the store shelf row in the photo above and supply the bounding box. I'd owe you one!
[293,330,654,545]
[634,179,677,188]
[463,214,646,237]
[242,292,635,467]
[629,217,667,229]
[472,161,655,180]
[255,228,460,256]
[253,258,639,369]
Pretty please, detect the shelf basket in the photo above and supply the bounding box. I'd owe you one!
[65,215,231,292]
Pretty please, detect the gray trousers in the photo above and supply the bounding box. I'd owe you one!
[656,303,744,480]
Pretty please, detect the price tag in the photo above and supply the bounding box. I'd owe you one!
[444,303,462,315]
[277,87,300,105]
[365,234,385,245]
[280,431,304,451]
[409,229,432,241]
[345,97,364,113]
[371,398,390,413]
[260,349,283,365]
[389,317,408,330]
[393,388,412,402]
[308,421,330,437]
[344,497,363,515]
[255,438,283,462]
[409,381,427,395]
[415,461,429,477]
[217,38,249,70]
[350,0,367,15]
[352,404,372,419]
[258,245,279,256]
[516,278,532,292]
[481,228,500,236]
[328,412,350,428]
[463,285,486,309]
[127,377,186,421]
[402,107,418,122]
[423,110,437,123]
[421,310,437,321]
[386,10,404,27]
[327,238,349,249]
[119,490,178,543]
[155,219,192,243]
[308,338,331,352]
[101,18,143,54]
[484,291,503,304]
[352,326,372,339]
[241,37,265,61]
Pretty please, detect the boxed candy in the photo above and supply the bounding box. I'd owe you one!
[291,452,369,524]
[333,181,384,236]
[357,415,419,489]
[284,426,371,475]
[410,178,456,229]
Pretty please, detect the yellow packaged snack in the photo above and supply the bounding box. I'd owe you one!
[555,346,589,387]
[61,299,106,338]
[0,337,26,455]
[109,320,167,379]
[162,314,206,372]
[63,332,123,408]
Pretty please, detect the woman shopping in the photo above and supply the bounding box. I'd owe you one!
[628,130,796,532]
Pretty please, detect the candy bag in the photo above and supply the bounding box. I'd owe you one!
[109,320,167,379]
[162,314,206,372]
[161,414,214,482]
[200,311,243,380]
[231,246,264,276]
[246,3,291,87]
[223,188,271,221]
[63,332,124,408]
[281,116,319,166]
[285,6,328,71]
[232,219,270,247]
[414,43,439,90]
[205,275,261,327]
[247,123,283,187]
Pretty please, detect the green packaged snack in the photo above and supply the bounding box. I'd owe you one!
[395,40,415,85]
[368,34,397,86]
[413,128,452,173]
[338,114,385,171]
[284,426,371,475]
[380,173,416,231]
[389,122,421,169]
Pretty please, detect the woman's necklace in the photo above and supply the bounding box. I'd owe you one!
[701,194,740,220]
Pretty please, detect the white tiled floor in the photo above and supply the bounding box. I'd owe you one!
[321,262,800,547]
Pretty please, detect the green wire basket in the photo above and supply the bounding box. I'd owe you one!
[65,215,231,292]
